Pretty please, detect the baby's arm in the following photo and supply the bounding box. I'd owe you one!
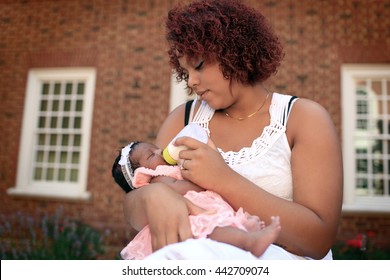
[150,176,204,195]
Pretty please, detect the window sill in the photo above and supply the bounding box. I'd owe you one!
[7,187,91,202]
[342,203,390,213]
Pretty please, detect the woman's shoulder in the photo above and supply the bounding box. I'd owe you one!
[289,97,332,122]
[286,96,337,142]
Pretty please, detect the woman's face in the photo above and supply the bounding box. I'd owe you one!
[131,142,165,170]
[179,56,236,110]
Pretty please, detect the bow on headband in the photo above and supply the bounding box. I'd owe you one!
[118,142,138,190]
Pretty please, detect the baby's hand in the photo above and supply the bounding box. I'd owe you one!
[185,198,210,215]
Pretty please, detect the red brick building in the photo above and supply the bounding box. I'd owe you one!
[1,0,389,259]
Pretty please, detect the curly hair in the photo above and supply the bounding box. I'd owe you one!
[166,0,284,88]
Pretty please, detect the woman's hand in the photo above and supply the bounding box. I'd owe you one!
[176,136,232,192]
[139,183,205,251]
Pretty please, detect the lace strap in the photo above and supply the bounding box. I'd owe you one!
[191,100,214,134]
[282,96,298,125]
[270,93,298,127]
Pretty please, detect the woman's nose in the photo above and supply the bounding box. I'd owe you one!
[187,72,200,88]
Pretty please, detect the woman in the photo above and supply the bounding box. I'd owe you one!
[123,0,343,260]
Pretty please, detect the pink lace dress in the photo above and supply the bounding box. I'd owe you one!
[120,165,262,260]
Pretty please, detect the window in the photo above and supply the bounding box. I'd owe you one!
[342,64,390,212]
[8,68,96,200]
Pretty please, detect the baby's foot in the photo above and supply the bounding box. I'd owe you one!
[245,216,281,257]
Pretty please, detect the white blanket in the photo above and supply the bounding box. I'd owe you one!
[145,238,332,260]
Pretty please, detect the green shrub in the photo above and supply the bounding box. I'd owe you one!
[0,208,105,259]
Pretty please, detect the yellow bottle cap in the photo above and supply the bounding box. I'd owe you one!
[163,147,177,165]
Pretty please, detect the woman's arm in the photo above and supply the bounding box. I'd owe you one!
[123,103,196,250]
[151,175,204,195]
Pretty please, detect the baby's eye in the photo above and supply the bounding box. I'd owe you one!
[147,152,154,159]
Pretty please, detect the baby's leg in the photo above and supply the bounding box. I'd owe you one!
[208,216,281,257]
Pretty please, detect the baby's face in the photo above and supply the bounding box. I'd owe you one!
[131,142,166,170]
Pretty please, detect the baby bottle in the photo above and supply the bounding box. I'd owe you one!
[163,123,208,165]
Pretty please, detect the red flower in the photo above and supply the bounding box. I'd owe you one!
[346,234,365,249]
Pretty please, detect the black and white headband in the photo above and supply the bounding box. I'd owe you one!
[118,142,137,190]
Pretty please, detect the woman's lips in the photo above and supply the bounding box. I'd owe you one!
[196,90,208,99]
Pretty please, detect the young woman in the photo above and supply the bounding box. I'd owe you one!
[122,0,343,260]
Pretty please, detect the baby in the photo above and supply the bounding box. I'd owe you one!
[112,141,281,260]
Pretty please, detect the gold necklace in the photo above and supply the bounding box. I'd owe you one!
[224,93,269,121]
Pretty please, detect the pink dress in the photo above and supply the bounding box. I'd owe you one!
[120,165,263,260]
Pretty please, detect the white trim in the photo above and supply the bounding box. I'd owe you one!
[8,67,96,200]
[341,64,390,212]
[169,74,195,112]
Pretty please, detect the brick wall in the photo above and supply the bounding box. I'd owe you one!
[0,0,389,258]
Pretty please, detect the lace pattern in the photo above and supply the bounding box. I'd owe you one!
[191,93,297,201]
[192,93,294,166]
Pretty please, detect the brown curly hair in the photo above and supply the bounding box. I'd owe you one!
[166,0,284,88]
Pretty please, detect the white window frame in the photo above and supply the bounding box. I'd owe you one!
[8,68,96,200]
[169,75,195,112]
[341,64,390,212]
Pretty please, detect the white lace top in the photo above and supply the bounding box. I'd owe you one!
[190,93,298,201]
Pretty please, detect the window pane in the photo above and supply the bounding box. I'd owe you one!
[373,179,384,195]
[77,83,84,95]
[50,117,58,128]
[38,117,46,128]
[356,159,368,173]
[42,83,50,95]
[376,120,384,134]
[388,160,390,174]
[72,152,79,164]
[357,100,368,114]
[48,151,56,163]
[387,81,390,96]
[74,117,81,129]
[52,100,59,112]
[372,159,383,174]
[46,168,54,180]
[38,134,46,145]
[388,141,390,155]
[371,139,383,153]
[75,100,83,111]
[40,100,48,111]
[62,117,69,128]
[64,100,71,111]
[36,150,44,162]
[58,169,66,181]
[60,152,67,163]
[356,119,367,129]
[49,134,57,146]
[371,80,382,96]
[61,135,69,146]
[34,167,42,180]
[70,169,78,181]
[74,134,81,146]
[54,83,61,95]
[356,178,368,195]
[65,83,72,95]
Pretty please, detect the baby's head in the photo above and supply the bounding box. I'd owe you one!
[112,141,166,193]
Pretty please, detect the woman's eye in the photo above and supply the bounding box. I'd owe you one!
[195,61,204,70]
